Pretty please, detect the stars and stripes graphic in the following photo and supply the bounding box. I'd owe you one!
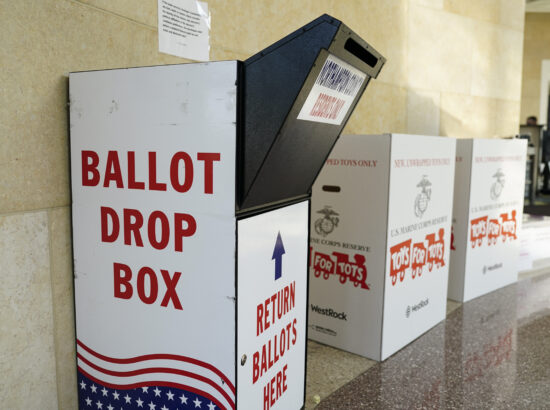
[78,373,216,410]
[77,339,235,410]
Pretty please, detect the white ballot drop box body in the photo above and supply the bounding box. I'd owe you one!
[70,61,308,410]
[308,134,456,361]
[448,138,527,302]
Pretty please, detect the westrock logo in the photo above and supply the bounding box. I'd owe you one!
[483,263,503,274]
[414,175,432,218]
[314,206,340,237]
[310,305,348,321]
[490,169,505,200]
[406,298,429,318]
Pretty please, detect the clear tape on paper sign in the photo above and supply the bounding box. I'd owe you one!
[158,0,210,61]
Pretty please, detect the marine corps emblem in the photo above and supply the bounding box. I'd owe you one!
[414,175,432,218]
[314,206,340,237]
[490,169,505,200]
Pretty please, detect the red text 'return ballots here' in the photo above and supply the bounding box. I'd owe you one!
[237,202,308,410]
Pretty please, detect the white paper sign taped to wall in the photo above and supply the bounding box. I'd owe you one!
[158,0,210,61]
[297,54,366,126]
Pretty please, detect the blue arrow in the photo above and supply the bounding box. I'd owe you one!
[272,231,286,280]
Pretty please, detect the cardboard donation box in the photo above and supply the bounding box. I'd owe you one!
[69,15,385,410]
[308,134,456,361]
[448,139,527,302]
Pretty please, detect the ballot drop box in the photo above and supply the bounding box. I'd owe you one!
[448,139,527,302]
[308,134,456,361]
[69,15,385,410]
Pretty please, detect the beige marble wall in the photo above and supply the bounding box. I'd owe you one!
[521,13,550,123]
[0,212,58,409]
[1,0,527,408]
[407,0,525,138]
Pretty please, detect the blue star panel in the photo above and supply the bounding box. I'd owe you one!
[78,373,219,410]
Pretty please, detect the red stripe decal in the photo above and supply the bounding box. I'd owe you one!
[77,339,235,393]
[77,353,234,409]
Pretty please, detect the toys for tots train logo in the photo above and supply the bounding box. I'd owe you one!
[389,228,445,286]
[414,175,432,218]
[310,248,369,290]
[490,169,505,200]
[470,210,517,248]
[314,206,340,237]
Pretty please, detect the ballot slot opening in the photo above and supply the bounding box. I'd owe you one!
[344,38,378,68]
[239,14,385,211]
[322,185,341,193]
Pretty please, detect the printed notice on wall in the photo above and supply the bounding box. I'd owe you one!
[158,0,210,61]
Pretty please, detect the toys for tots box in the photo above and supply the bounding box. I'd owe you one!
[308,134,456,361]
[448,139,527,302]
[70,15,385,410]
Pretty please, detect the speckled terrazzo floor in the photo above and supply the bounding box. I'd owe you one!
[305,270,550,409]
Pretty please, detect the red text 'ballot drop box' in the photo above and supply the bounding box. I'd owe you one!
[308,134,456,361]
[69,15,385,410]
[448,138,527,302]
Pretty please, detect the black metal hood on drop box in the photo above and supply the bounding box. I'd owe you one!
[236,14,386,214]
